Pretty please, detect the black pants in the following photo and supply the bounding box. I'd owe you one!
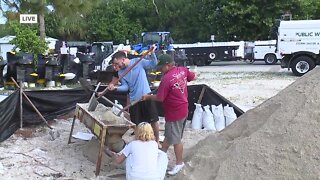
[129,100,159,125]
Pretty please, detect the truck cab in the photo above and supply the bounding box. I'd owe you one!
[278,20,320,76]
[91,42,114,70]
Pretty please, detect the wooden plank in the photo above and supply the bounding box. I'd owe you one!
[96,128,107,176]
[197,86,206,104]
[67,115,77,144]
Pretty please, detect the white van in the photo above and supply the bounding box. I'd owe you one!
[254,40,281,64]
[278,20,320,76]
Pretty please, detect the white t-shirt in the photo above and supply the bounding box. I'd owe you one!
[121,140,159,178]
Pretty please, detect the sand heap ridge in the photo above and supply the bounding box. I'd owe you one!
[178,68,320,180]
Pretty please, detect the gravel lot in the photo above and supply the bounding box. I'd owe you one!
[190,61,298,111]
[0,61,301,179]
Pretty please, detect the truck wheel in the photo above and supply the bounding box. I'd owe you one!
[188,58,194,66]
[208,51,217,60]
[264,54,278,65]
[193,57,205,66]
[205,60,212,65]
[291,56,316,76]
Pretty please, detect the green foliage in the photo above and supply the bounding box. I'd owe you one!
[47,0,101,40]
[0,24,13,37]
[9,21,48,57]
[196,0,302,41]
[2,0,320,43]
[297,0,320,19]
[86,0,144,44]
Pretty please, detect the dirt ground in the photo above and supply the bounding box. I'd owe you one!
[0,62,299,180]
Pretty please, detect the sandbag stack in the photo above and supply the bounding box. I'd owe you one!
[191,104,237,131]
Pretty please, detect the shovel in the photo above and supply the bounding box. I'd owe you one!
[87,82,101,111]
[79,78,126,113]
[83,46,156,112]
[10,77,60,140]
[97,47,155,96]
[116,88,158,116]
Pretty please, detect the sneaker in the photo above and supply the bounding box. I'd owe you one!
[167,163,185,175]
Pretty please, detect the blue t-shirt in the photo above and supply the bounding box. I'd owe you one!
[117,53,157,102]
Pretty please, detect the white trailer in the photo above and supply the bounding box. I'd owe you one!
[172,41,254,66]
[254,40,281,64]
[278,19,320,76]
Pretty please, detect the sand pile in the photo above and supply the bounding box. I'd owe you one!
[177,68,320,180]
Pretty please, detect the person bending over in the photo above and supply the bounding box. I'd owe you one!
[97,48,160,143]
[111,122,168,180]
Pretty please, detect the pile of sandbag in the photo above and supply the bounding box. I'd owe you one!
[191,103,237,131]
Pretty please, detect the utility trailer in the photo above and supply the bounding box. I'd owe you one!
[172,41,254,66]
[278,19,320,76]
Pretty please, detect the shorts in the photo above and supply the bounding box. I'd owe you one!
[164,118,187,145]
[129,100,159,125]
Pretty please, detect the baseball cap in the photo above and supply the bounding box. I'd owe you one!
[157,54,174,68]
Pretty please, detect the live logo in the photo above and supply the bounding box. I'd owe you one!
[20,14,38,23]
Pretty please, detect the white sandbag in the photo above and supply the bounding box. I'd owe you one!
[112,100,124,117]
[202,105,216,131]
[191,103,203,130]
[224,104,237,127]
[212,104,225,131]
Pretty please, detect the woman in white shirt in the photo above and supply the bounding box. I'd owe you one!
[111,122,168,180]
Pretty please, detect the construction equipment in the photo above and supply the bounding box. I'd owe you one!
[131,32,174,55]
[68,103,135,176]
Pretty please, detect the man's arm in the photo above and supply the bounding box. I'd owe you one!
[97,77,128,97]
[142,94,162,102]
[116,78,129,92]
[110,76,119,85]
[187,69,197,82]
[97,76,120,97]
[141,53,158,69]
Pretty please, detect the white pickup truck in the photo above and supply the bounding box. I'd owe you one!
[254,40,281,65]
[278,19,320,76]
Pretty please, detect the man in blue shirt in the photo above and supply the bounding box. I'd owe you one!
[98,49,160,143]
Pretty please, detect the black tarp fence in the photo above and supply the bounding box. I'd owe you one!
[0,84,244,142]
[0,89,90,142]
[187,84,244,118]
[0,90,20,142]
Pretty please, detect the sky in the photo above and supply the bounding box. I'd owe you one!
[0,15,6,24]
[0,1,7,24]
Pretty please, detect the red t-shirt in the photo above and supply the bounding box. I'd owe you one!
[156,66,195,121]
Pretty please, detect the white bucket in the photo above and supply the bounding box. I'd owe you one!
[56,81,61,87]
[28,83,36,88]
[22,82,28,88]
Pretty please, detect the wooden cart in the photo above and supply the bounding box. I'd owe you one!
[68,103,135,176]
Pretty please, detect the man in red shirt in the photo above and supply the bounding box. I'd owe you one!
[142,54,197,175]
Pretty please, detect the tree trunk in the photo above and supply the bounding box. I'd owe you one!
[39,13,46,40]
